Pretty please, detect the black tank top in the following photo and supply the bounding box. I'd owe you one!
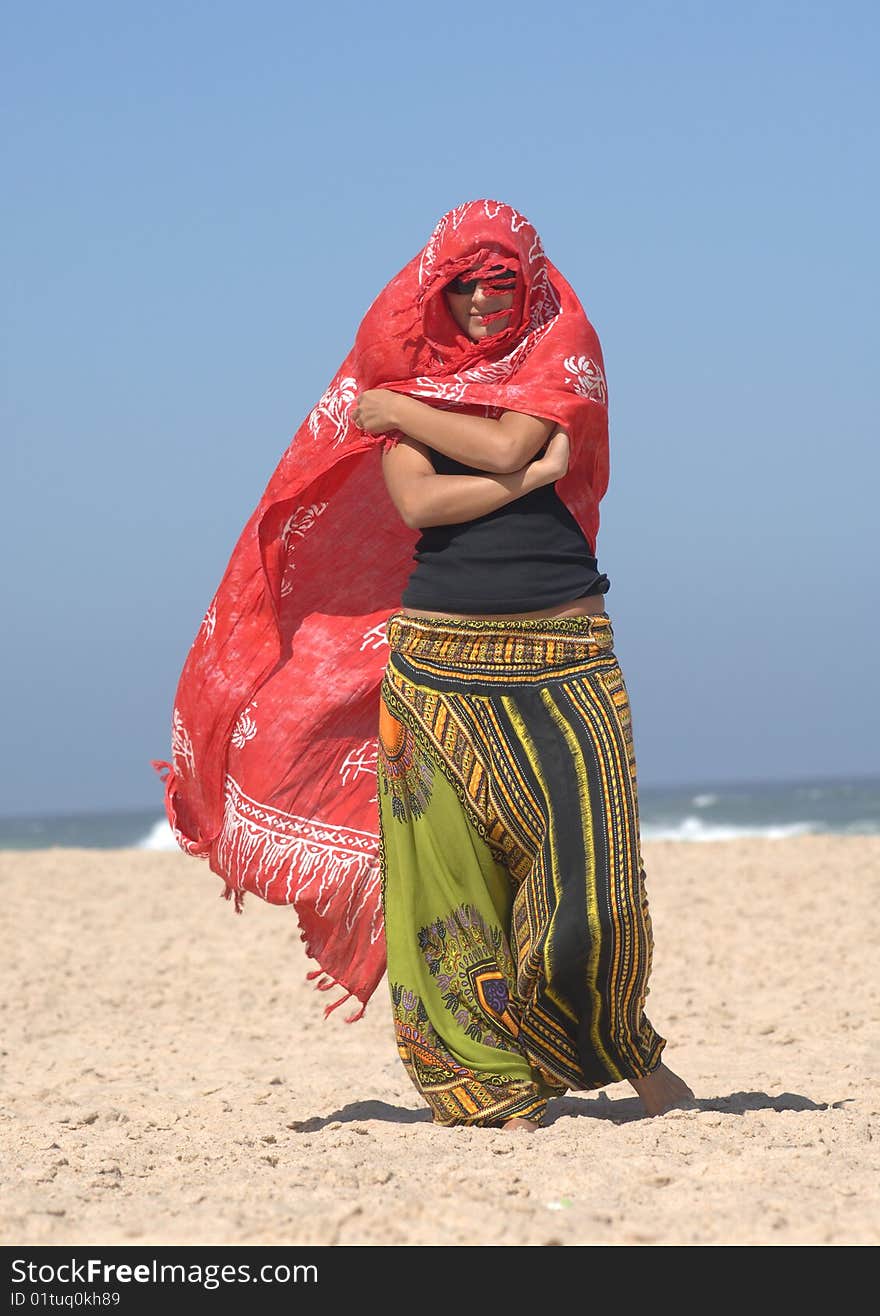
[400,448,610,613]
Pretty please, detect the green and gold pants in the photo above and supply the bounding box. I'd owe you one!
[376,610,666,1128]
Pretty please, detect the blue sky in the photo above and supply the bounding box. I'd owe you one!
[3,0,878,815]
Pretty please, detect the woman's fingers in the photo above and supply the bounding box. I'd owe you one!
[354,391,379,431]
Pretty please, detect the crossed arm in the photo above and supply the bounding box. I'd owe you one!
[354,388,569,531]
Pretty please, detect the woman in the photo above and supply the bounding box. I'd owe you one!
[354,258,692,1131]
[156,199,692,1130]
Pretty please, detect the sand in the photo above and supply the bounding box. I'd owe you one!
[1,837,878,1248]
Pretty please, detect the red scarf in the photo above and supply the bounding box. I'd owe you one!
[154,200,609,1020]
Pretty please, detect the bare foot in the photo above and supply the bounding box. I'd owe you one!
[629,1062,695,1116]
[502,1117,540,1133]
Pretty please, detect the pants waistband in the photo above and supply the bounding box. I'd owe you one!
[385,610,615,669]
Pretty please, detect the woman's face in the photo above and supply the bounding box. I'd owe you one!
[444,265,516,341]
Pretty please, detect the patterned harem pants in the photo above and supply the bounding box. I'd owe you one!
[377,610,666,1127]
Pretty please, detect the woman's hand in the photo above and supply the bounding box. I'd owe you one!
[353,389,400,434]
[530,427,570,485]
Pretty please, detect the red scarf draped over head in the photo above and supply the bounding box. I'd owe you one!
[154,199,609,1021]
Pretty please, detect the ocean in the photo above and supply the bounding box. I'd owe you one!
[0,775,877,851]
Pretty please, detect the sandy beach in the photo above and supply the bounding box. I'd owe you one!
[1,836,877,1247]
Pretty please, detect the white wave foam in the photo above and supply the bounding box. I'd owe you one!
[136,817,178,850]
[641,816,818,843]
[691,793,718,809]
[134,811,875,851]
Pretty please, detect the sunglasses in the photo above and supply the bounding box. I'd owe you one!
[447,268,517,295]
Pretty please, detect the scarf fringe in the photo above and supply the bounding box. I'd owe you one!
[221,884,245,913]
[211,777,382,1022]
[307,969,368,1022]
